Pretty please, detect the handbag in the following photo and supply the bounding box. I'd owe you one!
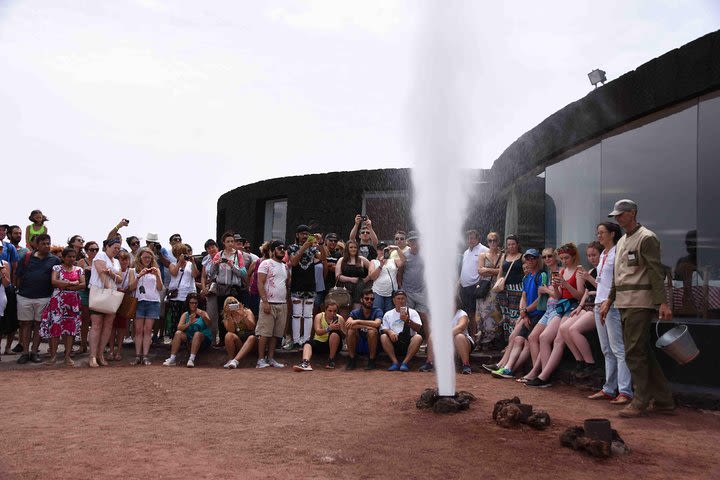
[326,282,351,308]
[492,257,518,293]
[166,268,187,300]
[476,255,501,299]
[116,293,138,319]
[89,286,124,314]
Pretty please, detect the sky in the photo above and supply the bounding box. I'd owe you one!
[1,0,718,252]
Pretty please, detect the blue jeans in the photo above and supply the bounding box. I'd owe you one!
[594,305,633,398]
[373,294,394,314]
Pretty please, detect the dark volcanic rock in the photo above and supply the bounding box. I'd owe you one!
[416,389,475,414]
[560,426,629,458]
[527,410,551,430]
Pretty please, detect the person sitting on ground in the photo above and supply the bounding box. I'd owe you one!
[222,296,257,369]
[163,293,211,368]
[525,243,585,388]
[344,288,383,370]
[419,297,475,375]
[293,299,345,371]
[38,247,85,366]
[560,241,603,381]
[380,289,424,372]
[490,250,547,379]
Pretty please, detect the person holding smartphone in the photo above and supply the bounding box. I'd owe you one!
[127,247,162,365]
[293,299,345,371]
[368,245,405,314]
[379,290,424,372]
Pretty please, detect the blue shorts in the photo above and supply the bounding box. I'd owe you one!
[135,300,161,320]
[538,304,557,326]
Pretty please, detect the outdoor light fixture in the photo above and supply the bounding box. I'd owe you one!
[588,69,607,88]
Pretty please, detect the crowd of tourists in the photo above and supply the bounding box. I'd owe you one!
[0,200,676,418]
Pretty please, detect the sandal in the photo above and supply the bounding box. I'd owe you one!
[44,356,57,365]
[64,357,76,367]
[98,355,108,366]
[113,353,123,361]
[142,357,152,366]
[130,356,142,365]
[89,357,100,368]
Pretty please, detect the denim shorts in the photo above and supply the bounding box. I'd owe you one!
[135,300,161,319]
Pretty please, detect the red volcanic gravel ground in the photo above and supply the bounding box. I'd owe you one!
[2,358,719,480]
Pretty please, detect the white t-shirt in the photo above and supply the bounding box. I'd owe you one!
[168,262,197,301]
[381,307,422,336]
[452,309,471,340]
[258,258,289,303]
[135,272,162,302]
[595,246,616,304]
[460,243,489,287]
[371,258,399,297]
[90,252,121,289]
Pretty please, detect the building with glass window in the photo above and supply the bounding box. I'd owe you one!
[218,30,720,388]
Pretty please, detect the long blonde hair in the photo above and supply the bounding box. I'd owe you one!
[134,247,159,273]
[223,296,244,317]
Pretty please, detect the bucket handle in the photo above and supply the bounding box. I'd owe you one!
[655,319,678,339]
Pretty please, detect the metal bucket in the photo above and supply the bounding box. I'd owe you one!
[655,323,699,365]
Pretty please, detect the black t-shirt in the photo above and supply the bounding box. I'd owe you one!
[16,253,61,298]
[287,244,317,293]
[325,248,342,286]
[358,243,377,261]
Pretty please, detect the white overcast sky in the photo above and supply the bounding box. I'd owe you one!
[1,0,718,251]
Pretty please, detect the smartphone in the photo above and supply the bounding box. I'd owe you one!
[307,234,316,243]
[552,271,560,281]
[383,249,391,259]
[228,303,240,311]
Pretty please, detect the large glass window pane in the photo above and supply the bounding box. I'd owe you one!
[697,96,720,319]
[601,106,697,272]
[544,143,602,253]
[264,199,287,242]
[362,192,411,242]
[601,105,698,317]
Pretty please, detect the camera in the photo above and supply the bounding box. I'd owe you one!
[361,215,368,222]
[183,254,191,261]
[228,303,240,311]
[153,243,162,253]
[383,248,391,260]
[139,286,146,294]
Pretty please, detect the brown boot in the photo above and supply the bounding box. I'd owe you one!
[618,403,646,418]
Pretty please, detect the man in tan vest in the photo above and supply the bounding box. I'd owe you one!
[600,199,675,418]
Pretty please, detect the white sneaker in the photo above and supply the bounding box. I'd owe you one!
[224,359,239,369]
[162,357,176,366]
[256,358,270,369]
[267,358,285,368]
[187,359,195,368]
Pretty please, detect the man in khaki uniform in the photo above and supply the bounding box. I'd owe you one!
[600,199,675,418]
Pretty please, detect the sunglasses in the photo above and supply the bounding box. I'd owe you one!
[130,241,140,246]
[394,237,405,241]
[542,255,554,259]
[170,237,181,242]
[88,248,99,252]
[275,246,286,251]
[362,297,374,301]
[487,238,499,243]
[76,239,85,243]
[360,231,370,234]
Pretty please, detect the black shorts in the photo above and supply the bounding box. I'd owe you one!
[392,334,412,357]
[516,314,542,339]
[305,334,342,354]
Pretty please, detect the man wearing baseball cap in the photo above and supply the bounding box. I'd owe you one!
[600,199,675,418]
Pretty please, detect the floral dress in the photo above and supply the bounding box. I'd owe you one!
[40,265,82,338]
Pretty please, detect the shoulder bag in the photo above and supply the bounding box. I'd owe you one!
[326,281,351,308]
[475,254,501,300]
[116,270,138,319]
[89,262,124,314]
[492,257,518,293]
